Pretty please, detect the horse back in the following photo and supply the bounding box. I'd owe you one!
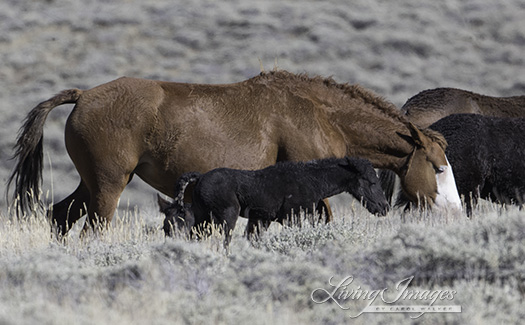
[403,88,525,128]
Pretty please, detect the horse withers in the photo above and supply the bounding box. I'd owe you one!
[8,71,460,237]
[158,157,389,245]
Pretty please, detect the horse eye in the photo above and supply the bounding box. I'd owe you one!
[434,166,445,174]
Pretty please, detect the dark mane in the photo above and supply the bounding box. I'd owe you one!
[271,156,348,170]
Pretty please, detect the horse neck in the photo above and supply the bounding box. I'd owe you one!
[328,104,414,174]
[273,74,415,174]
[314,164,358,198]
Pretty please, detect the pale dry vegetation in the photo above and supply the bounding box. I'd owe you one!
[0,200,523,324]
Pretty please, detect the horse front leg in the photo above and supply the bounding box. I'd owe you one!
[244,207,273,241]
[218,205,241,248]
[316,198,333,223]
[245,218,272,240]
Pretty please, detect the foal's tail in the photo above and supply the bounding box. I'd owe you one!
[378,169,397,205]
[174,172,202,208]
[7,89,83,217]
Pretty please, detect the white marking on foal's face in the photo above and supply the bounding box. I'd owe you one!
[434,156,462,211]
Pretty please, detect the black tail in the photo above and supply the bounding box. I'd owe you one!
[174,172,202,208]
[378,169,397,205]
[7,89,83,217]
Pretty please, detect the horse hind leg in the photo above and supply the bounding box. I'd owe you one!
[49,180,90,237]
[81,172,133,236]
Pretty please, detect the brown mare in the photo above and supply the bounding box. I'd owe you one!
[8,71,461,235]
[402,87,525,128]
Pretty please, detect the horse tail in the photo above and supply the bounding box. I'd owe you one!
[7,89,83,217]
[378,169,397,205]
[174,171,202,208]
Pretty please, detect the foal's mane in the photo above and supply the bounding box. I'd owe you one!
[256,70,448,150]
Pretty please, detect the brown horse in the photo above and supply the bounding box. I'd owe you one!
[8,71,461,235]
[402,87,525,128]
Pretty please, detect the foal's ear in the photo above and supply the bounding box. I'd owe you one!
[157,194,172,214]
[339,157,360,173]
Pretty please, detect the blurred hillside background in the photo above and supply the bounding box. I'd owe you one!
[2,0,525,214]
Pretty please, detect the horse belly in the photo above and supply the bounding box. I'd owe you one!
[134,139,278,198]
[133,159,181,197]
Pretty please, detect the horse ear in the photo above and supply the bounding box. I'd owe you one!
[157,194,172,213]
[338,156,349,166]
[339,157,359,173]
[407,123,429,148]
[396,132,415,146]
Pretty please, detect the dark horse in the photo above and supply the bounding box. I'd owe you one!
[430,114,525,214]
[381,87,525,203]
[8,71,461,235]
[158,157,389,244]
[402,87,525,128]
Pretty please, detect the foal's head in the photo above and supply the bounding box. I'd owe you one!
[157,195,195,236]
[342,157,389,216]
[399,124,461,210]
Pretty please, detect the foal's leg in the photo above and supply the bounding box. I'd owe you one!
[316,199,333,223]
[245,209,272,240]
[49,180,90,237]
[245,219,270,238]
[220,205,241,247]
[207,201,241,247]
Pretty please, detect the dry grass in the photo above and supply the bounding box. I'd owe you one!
[0,199,523,324]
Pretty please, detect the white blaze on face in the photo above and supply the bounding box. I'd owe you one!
[434,156,462,211]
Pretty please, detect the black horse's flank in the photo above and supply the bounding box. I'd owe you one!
[158,156,389,244]
[430,114,525,214]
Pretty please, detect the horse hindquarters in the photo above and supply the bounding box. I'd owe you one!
[64,113,139,233]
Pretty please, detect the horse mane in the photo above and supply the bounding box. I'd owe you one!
[257,70,448,151]
[257,70,407,124]
[420,128,448,150]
